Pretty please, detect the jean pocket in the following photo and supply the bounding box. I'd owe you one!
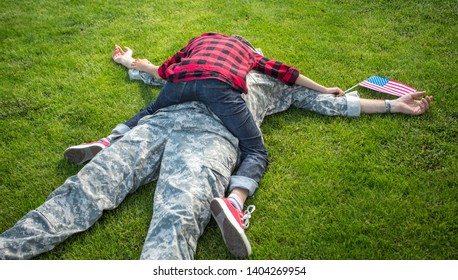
[162,82,188,103]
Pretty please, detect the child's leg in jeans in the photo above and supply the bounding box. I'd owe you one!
[198,79,267,257]
[197,80,268,194]
[123,81,194,128]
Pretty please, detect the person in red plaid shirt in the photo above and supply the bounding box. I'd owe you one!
[66,33,345,258]
[125,32,344,258]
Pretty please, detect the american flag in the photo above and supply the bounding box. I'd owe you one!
[359,76,417,96]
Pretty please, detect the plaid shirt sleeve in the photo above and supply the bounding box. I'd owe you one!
[253,53,300,85]
[158,48,186,80]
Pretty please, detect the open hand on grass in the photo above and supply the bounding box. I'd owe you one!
[112,45,134,68]
[392,91,433,115]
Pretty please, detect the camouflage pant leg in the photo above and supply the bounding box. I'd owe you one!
[140,104,238,260]
[0,115,172,260]
[128,69,166,87]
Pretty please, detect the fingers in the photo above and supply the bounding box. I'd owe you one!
[421,97,430,111]
[336,87,344,96]
[328,87,344,96]
[113,45,122,52]
[112,45,124,58]
[418,99,426,113]
[414,96,433,114]
[419,95,433,113]
[131,59,142,69]
[409,92,433,114]
[410,91,425,99]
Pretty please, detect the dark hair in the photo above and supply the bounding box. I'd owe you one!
[233,35,256,52]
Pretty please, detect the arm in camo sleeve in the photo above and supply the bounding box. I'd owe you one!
[243,72,360,132]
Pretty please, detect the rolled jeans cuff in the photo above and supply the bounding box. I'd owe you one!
[345,91,361,117]
[111,123,131,135]
[229,175,258,197]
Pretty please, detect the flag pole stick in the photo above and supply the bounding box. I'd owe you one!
[344,83,359,94]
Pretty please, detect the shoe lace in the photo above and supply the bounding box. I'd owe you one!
[98,137,111,144]
[242,205,256,229]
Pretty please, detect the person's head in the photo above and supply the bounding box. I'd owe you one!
[232,35,257,52]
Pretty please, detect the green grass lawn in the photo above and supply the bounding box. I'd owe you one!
[1,0,457,259]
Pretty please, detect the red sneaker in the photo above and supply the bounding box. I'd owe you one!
[210,197,256,258]
[64,138,110,165]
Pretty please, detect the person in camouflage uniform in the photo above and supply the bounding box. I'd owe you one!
[0,45,432,260]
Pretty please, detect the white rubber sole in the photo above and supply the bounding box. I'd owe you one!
[64,142,106,165]
[210,198,251,258]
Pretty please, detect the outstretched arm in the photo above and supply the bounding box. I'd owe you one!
[295,74,344,96]
[112,45,163,80]
[360,91,433,115]
[131,59,162,80]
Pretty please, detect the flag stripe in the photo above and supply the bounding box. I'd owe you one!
[359,81,403,96]
[359,76,416,96]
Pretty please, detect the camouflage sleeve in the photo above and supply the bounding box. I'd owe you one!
[128,69,166,87]
[290,87,361,117]
[244,70,361,123]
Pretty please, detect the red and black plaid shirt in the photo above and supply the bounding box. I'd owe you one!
[158,33,300,93]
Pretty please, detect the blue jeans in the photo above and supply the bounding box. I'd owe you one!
[124,79,268,188]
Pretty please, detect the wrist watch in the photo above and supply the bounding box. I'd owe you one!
[385,100,392,113]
